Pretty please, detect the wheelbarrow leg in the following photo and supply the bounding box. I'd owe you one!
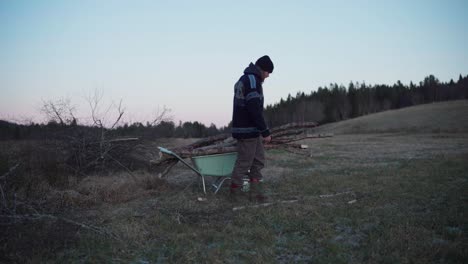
[212,177,230,194]
[162,151,207,194]
[200,174,207,194]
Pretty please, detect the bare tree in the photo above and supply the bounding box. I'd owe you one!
[83,89,131,172]
[149,105,172,126]
[37,90,173,175]
[86,89,125,129]
[40,97,77,125]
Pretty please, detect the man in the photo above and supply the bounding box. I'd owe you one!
[231,55,274,202]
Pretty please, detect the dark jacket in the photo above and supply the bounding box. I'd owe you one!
[231,63,271,139]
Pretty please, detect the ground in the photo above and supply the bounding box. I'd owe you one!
[1,101,468,263]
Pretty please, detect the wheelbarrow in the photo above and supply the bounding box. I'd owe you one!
[158,147,241,194]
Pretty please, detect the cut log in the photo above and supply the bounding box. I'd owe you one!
[175,122,318,151]
[175,146,237,157]
[150,122,327,176]
[271,129,305,138]
[270,122,318,134]
[173,133,231,152]
[270,133,333,144]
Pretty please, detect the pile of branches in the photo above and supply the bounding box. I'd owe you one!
[65,133,140,174]
[150,122,332,177]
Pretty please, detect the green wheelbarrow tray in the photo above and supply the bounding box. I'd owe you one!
[158,147,237,194]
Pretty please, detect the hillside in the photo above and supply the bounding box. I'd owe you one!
[311,100,468,134]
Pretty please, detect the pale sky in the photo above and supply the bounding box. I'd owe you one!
[1,0,467,127]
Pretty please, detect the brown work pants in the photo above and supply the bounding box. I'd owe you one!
[231,137,265,186]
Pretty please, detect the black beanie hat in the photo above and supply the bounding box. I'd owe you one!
[255,55,274,73]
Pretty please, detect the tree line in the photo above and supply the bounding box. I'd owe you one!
[0,119,229,141]
[1,74,467,140]
[264,74,468,127]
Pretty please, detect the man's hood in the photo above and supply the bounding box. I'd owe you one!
[243,63,262,78]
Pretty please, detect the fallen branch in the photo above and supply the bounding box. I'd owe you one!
[231,191,356,210]
[85,137,140,146]
[1,163,21,213]
[106,137,139,144]
[107,154,137,181]
[0,213,120,240]
[0,183,6,211]
[0,163,21,180]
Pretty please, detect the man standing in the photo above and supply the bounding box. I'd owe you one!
[231,55,274,202]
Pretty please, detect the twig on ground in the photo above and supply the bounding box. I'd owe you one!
[279,146,311,157]
[319,191,353,198]
[158,161,178,179]
[232,199,299,211]
[106,154,137,181]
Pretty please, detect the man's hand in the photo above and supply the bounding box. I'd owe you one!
[263,135,272,143]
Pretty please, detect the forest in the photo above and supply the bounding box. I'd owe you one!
[265,74,468,127]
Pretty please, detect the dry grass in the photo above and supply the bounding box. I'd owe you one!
[1,101,468,263]
[313,100,468,134]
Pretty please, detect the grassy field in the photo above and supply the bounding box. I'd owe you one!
[312,100,468,135]
[1,101,468,263]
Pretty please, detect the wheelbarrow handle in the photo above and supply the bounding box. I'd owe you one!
[158,146,207,194]
[158,147,199,173]
[158,147,173,155]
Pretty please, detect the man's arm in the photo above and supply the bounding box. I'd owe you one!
[245,93,270,138]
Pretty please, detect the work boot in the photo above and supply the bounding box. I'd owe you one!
[249,179,268,203]
[229,183,247,203]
